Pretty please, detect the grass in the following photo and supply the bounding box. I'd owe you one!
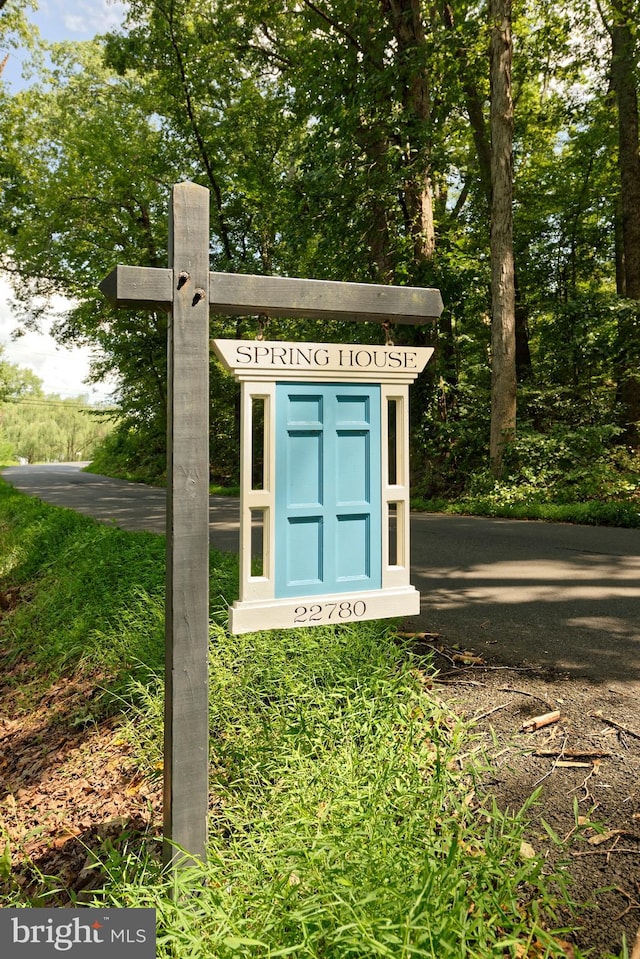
[0,478,586,957]
[210,483,241,497]
[412,495,640,528]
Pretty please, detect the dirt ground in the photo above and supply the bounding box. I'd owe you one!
[1,624,639,958]
[421,633,640,959]
[0,652,163,904]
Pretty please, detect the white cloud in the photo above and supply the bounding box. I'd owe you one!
[37,0,129,38]
[0,277,116,403]
[62,0,129,36]
[67,0,127,36]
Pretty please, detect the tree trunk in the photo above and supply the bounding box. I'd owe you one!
[489,0,517,475]
[383,0,436,264]
[360,131,396,282]
[615,194,626,296]
[611,12,640,446]
[442,1,530,383]
[612,20,640,299]
[515,276,532,381]
[441,2,492,210]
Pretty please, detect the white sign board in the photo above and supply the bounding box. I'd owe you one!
[213,339,433,634]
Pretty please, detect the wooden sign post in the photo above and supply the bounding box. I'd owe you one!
[100,181,443,872]
[103,182,211,870]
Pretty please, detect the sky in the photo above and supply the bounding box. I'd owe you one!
[1,0,129,402]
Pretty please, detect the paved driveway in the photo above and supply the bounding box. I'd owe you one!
[3,463,639,686]
[2,462,239,550]
[407,512,640,686]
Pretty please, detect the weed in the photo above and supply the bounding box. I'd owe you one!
[0,834,11,882]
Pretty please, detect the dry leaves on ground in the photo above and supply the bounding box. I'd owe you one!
[0,657,161,902]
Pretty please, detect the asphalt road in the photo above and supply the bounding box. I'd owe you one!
[3,463,640,687]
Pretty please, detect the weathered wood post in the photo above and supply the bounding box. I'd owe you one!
[163,183,210,869]
[101,182,211,868]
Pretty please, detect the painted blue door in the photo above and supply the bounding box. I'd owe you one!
[275,382,381,598]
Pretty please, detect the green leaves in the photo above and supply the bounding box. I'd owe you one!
[1,0,638,488]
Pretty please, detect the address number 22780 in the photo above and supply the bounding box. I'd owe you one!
[293,600,367,624]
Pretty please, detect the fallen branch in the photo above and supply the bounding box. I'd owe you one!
[591,712,640,741]
[398,631,441,642]
[435,679,485,687]
[498,686,553,707]
[533,736,568,787]
[397,632,458,667]
[570,764,598,801]
[611,885,640,922]
[631,924,640,959]
[521,710,561,733]
[473,702,511,722]
[439,664,541,677]
[428,647,458,667]
[452,652,485,666]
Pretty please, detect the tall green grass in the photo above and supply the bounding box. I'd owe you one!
[412,495,640,528]
[0,479,583,957]
[0,480,234,686]
[103,622,581,958]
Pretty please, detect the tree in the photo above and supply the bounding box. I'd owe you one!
[0,345,42,401]
[602,0,640,446]
[1,390,112,463]
[489,0,517,474]
[0,351,43,462]
[1,0,635,493]
[0,38,186,476]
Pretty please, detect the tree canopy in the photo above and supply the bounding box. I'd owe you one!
[0,0,638,497]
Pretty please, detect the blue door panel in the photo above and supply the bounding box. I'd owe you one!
[287,431,323,507]
[288,395,323,426]
[286,517,323,587]
[336,431,369,505]
[336,395,370,425]
[336,514,370,582]
[276,383,381,598]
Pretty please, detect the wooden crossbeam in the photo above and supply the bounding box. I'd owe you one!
[99,266,443,324]
[99,265,173,310]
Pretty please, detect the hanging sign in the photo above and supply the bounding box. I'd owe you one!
[213,339,433,634]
